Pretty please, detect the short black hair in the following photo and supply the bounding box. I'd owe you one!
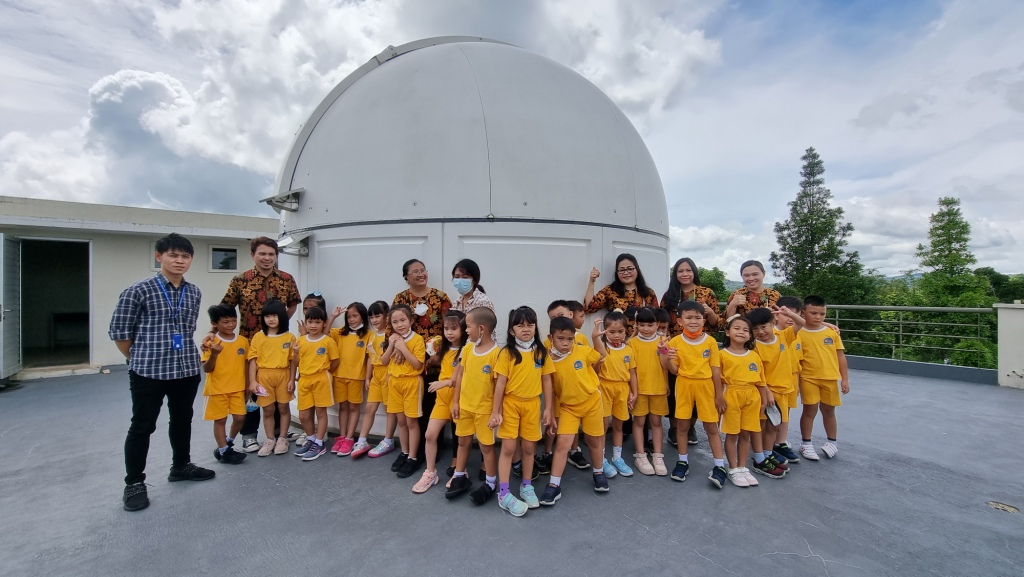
[654,307,670,324]
[303,293,326,311]
[468,307,497,332]
[208,304,236,323]
[368,300,390,318]
[725,315,757,350]
[745,307,773,328]
[547,300,571,313]
[305,306,328,322]
[603,310,628,330]
[777,296,803,312]
[635,306,658,324]
[566,300,585,313]
[155,233,194,256]
[804,295,827,308]
[260,299,289,334]
[549,316,575,335]
[678,300,705,316]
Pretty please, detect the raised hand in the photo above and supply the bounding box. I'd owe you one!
[589,267,601,282]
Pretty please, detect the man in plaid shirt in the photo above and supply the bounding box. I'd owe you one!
[109,233,215,512]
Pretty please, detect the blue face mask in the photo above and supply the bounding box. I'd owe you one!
[452,277,474,295]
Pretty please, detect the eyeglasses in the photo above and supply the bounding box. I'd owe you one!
[617,267,637,274]
[407,268,427,276]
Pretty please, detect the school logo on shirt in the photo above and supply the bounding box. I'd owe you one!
[482,364,492,374]
[316,347,327,355]
[357,341,365,348]
[795,343,802,350]
[824,337,834,345]
[282,342,291,349]
[702,350,710,358]
[748,363,758,372]
[623,355,631,363]
[535,361,543,369]
[451,359,459,367]
[237,348,245,355]
[779,343,786,352]
[574,360,584,370]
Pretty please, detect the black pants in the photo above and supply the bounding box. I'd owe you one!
[240,396,282,437]
[124,371,201,485]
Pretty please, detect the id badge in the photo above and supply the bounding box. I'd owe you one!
[171,332,184,350]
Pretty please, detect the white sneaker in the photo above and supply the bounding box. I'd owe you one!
[741,467,759,486]
[295,433,308,446]
[799,444,820,461]
[821,441,838,458]
[728,468,749,487]
[633,453,655,476]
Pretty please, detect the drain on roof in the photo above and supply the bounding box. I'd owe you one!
[986,501,1019,513]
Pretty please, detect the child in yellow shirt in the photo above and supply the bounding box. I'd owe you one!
[291,306,339,461]
[719,315,768,487]
[327,302,370,457]
[596,311,638,478]
[355,301,396,459]
[201,305,249,465]
[628,307,669,476]
[247,300,296,457]
[798,295,850,460]
[771,296,805,462]
[541,300,591,472]
[381,304,427,477]
[749,306,804,475]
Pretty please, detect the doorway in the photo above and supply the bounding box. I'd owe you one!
[21,240,90,368]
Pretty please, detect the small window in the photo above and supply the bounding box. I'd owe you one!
[210,247,238,271]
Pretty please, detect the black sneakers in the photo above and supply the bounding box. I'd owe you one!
[708,466,728,489]
[535,452,554,475]
[217,447,247,465]
[512,460,540,480]
[396,457,421,479]
[539,484,561,506]
[469,482,496,505]
[391,452,409,472]
[593,472,610,492]
[567,449,591,470]
[123,483,150,512]
[670,460,689,482]
[666,427,678,448]
[687,424,699,445]
[167,463,215,482]
[445,475,472,499]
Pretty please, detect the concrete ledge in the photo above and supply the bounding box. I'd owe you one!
[846,355,998,385]
[14,365,102,381]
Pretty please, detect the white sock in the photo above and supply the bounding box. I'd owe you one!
[612,446,622,460]
[383,438,394,447]
[313,437,323,445]
[358,437,367,444]
[550,476,562,486]
[485,475,496,489]
[454,471,467,478]
[714,458,725,468]
[678,454,688,463]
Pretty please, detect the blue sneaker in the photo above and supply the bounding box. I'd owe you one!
[593,472,610,492]
[498,492,528,517]
[774,443,800,463]
[301,441,327,461]
[610,457,634,477]
[294,439,315,457]
[520,485,540,509]
[671,460,689,482]
[539,484,561,506]
[601,458,618,479]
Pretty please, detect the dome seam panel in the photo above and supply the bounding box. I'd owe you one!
[455,44,493,217]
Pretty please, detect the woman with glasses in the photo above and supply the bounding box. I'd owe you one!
[392,259,452,340]
[583,253,658,326]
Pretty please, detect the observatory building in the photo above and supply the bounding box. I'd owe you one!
[271,36,669,333]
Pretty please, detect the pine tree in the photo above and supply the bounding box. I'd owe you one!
[770,147,875,303]
[915,197,976,277]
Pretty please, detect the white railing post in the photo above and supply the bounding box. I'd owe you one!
[994,303,1024,389]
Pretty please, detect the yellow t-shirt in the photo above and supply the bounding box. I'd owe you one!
[543,330,589,350]
[247,332,295,369]
[754,335,797,392]
[667,333,720,380]
[776,326,803,375]
[439,346,460,382]
[629,335,668,395]
[297,334,339,376]
[366,331,386,367]
[387,332,426,379]
[201,334,249,395]
[598,343,636,383]
[458,343,501,414]
[332,328,370,380]
[495,346,555,398]
[550,344,602,406]
[720,349,765,388]
[799,326,844,380]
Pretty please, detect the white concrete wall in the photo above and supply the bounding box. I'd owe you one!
[994,303,1024,389]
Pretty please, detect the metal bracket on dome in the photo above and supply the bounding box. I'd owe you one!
[277,232,310,257]
[260,188,303,213]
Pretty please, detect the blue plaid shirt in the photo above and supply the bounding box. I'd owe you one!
[108,273,202,380]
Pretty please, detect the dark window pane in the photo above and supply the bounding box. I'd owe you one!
[212,248,237,271]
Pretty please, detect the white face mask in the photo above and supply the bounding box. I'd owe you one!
[514,337,534,349]
[550,346,568,359]
[349,323,364,330]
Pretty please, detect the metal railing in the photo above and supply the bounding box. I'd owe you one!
[825,304,996,368]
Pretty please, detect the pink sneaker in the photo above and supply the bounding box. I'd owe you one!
[412,470,439,493]
[368,440,395,458]
[338,437,355,457]
[350,440,371,459]
[330,437,346,454]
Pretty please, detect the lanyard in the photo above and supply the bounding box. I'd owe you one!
[156,276,186,321]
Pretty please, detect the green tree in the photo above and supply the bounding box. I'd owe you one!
[915,197,976,277]
[698,267,727,298]
[770,147,878,304]
[974,267,1024,303]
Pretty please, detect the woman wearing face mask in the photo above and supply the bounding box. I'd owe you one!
[450,259,494,315]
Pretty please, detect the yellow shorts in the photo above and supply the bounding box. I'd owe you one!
[675,376,717,422]
[556,390,605,437]
[801,377,842,407]
[767,386,796,423]
[386,375,423,418]
[297,373,333,410]
[254,367,293,408]
[203,391,246,421]
[429,386,455,421]
[455,409,495,446]
[633,393,669,417]
[333,377,364,405]
[721,385,762,434]
[600,379,630,420]
[367,366,388,404]
[498,396,542,442]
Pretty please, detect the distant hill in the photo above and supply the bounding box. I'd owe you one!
[724,279,743,291]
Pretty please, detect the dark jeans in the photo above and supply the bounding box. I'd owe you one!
[124,371,201,485]
[240,396,282,437]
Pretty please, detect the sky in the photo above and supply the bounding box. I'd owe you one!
[1,0,1022,280]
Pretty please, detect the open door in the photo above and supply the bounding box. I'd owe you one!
[1,234,22,380]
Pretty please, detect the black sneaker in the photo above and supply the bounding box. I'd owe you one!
[168,463,216,482]
[396,457,421,478]
[391,452,408,472]
[593,472,610,492]
[687,424,699,445]
[122,482,149,512]
[670,460,689,482]
[445,465,455,477]
[539,484,561,506]
[213,447,222,461]
[774,443,800,463]
[469,482,496,505]
[512,460,523,477]
[219,447,247,465]
[445,475,472,499]
[767,453,790,473]
[478,469,486,481]
[751,458,785,479]
[708,466,728,489]
[666,427,678,448]
[567,449,591,470]
[535,452,553,475]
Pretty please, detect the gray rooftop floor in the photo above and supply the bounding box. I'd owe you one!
[1,368,1022,577]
